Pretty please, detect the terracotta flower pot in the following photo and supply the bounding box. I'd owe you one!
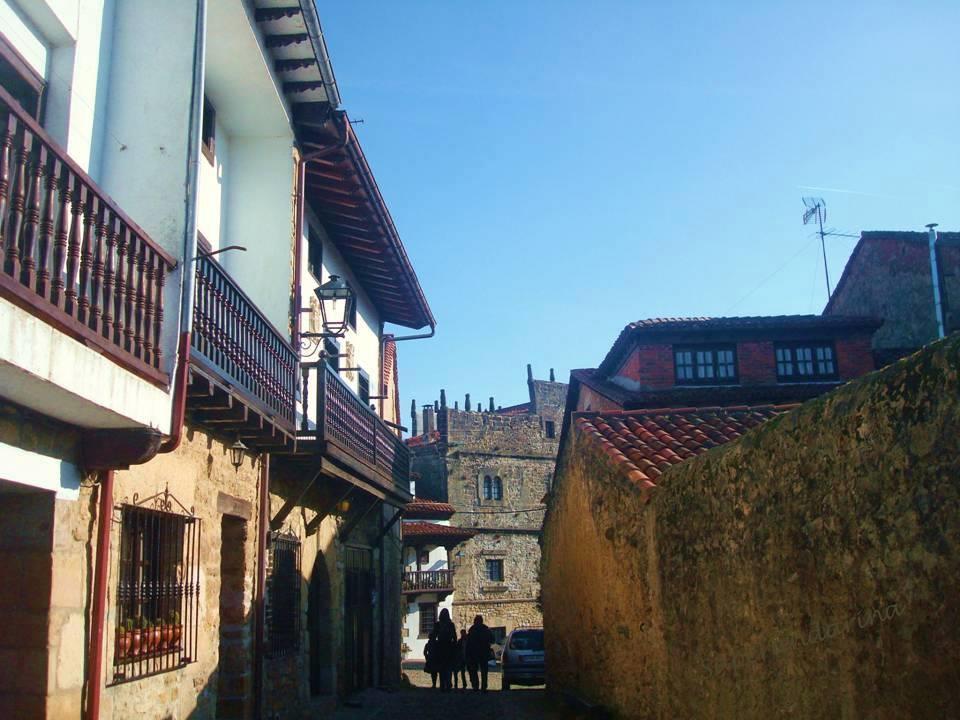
[149,626,162,652]
[130,629,142,657]
[171,624,182,649]
[116,631,131,661]
[161,624,173,650]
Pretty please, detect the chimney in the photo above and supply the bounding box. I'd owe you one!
[454,401,459,411]
[527,363,533,382]
[927,223,946,339]
[549,368,556,382]
[440,389,447,409]
[465,393,471,412]
[411,399,417,436]
[422,405,436,434]
[489,397,495,412]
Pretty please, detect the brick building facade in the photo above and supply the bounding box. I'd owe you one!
[406,368,566,644]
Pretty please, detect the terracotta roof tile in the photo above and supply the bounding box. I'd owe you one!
[574,404,795,501]
[406,430,441,447]
[401,521,476,542]
[405,499,456,519]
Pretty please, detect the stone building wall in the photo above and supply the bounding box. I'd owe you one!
[542,335,960,719]
[826,231,960,349]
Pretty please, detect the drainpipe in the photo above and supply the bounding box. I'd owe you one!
[254,454,270,719]
[159,0,207,455]
[292,154,305,349]
[85,3,207,719]
[927,223,946,340]
[85,470,114,720]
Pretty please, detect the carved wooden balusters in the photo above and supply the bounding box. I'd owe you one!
[0,92,175,380]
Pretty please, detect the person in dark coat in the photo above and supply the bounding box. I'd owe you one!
[453,629,468,690]
[465,614,495,692]
[433,608,458,691]
[423,632,438,688]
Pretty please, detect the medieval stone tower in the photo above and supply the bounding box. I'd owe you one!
[406,366,567,641]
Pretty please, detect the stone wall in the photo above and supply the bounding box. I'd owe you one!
[826,232,960,349]
[542,336,960,718]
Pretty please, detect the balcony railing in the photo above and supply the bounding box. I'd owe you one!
[0,87,177,384]
[301,361,410,492]
[191,254,298,430]
[402,570,453,594]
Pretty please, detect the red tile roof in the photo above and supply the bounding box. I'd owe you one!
[495,402,532,416]
[401,521,476,543]
[405,499,456,519]
[406,431,440,447]
[574,404,796,500]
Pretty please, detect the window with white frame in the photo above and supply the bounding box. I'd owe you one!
[775,342,837,381]
[674,345,737,384]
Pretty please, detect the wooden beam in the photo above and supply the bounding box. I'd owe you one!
[270,469,323,531]
[264,33,308,48]
[305,486,354,536]
[339,497,380,543]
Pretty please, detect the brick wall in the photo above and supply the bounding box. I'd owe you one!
[613,335,875,390]
[542,335,960,718]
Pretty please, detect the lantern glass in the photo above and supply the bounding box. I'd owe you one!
[229,439,247,469]
[314,275,353,336]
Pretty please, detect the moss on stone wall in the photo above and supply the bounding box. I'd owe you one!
[543,335,960,719]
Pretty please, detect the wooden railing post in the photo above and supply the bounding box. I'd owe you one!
[316,362,327,445]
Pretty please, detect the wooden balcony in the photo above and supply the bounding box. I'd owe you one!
[298,361,411,498]
[190,254,299,442]
[402,570,453,595]
[0,87,176,385]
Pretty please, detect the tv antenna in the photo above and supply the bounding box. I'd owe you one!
[802,197,833,299]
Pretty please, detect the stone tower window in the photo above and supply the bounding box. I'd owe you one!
[481,475,503,501]
[492,476,503,500]
[545,420,556,438]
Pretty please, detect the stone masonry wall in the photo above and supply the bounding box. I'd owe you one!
[542,336,960,718]
[827,233,960,349]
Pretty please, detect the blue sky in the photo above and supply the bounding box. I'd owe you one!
[318,1,960,417]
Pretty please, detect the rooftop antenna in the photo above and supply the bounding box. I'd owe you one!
[802,197,831,300]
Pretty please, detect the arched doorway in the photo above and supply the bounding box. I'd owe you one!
[308,552,334,696]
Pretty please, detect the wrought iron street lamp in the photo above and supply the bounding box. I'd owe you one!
[229,439,247,470]
[300,274,355,354]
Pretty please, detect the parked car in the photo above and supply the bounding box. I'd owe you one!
[500,627,545,690]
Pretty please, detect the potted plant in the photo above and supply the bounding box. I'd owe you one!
[148,618,162,653]
[115,619,133,661]
[169,610,182,649]
[138,617,153,653]
[130,618,143,657]
[159,616,172,651]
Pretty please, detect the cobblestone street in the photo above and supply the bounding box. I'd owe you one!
[327,662,580,720]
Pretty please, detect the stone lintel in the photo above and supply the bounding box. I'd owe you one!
[217,491,253,520]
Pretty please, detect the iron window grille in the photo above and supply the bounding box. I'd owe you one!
[266,531,301,658]
[486,559,504,582]
[419,602,437,637]
[674,345,738,385]
[112,491,200,684]
[775,342,838,381]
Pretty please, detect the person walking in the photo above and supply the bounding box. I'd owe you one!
[454,628,469,690]
[423,632,438,689]
[465,614,495,692]
[434,608,458,691]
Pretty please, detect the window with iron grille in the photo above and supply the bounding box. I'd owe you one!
[482,475,492,500]
[419,602,437,637]
[266,532,301,658]
[674,345,738,385]
[775,342,838,381]
[492,476,503,501]
[486,559,504,582]
[112,503,200,683]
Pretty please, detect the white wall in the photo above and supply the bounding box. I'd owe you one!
[401,541,453,659]
[299,212,383,409]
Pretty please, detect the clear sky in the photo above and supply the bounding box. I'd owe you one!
[317,1,960,418]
